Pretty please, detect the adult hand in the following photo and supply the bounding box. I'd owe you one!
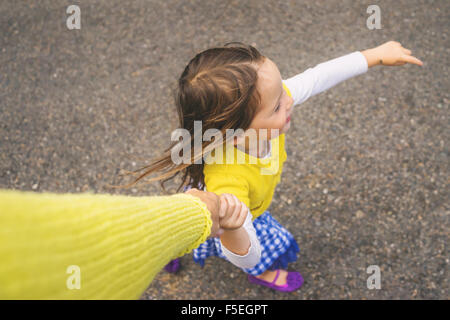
[185,188,224,238]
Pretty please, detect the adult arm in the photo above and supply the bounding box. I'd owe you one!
[0,189,213,299]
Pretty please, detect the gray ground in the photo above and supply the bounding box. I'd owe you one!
[0,0,448,299]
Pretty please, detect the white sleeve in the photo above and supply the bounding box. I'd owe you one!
[283,51,369,106]
[220,210,261,269]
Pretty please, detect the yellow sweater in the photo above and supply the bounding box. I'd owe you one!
[0,189,212,300]
[203,83,292,220]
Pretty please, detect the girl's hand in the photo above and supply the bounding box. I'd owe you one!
[218,193,249,231]
[362,41,423,67]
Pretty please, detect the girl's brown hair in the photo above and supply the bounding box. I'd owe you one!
[111,42,266,193]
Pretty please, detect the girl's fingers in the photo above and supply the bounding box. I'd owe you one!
[230,194,242,220]
[403,48,412,55]
[222,193,239,219]
[218,195,228,219]
[233,196,248,227]
[402,54,424,66]
[222,194,234,213]
[219,193,247,229]
[237,203,248,225]
[388,40,401,46]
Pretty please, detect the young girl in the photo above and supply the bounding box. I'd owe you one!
[126,41,423,292]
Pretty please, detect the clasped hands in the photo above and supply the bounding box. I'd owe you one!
[185,188,248,238]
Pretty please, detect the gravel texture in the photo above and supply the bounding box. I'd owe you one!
[0,0,448,299]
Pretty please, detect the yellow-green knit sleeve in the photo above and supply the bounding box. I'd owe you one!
[0,189,211,300]
[172,193,212,257]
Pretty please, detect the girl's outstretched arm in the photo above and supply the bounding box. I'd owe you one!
[283,40,423,107]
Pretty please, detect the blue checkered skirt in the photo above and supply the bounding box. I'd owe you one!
[193,211,300,276]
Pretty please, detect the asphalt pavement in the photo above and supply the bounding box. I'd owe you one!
[0,0,448,299]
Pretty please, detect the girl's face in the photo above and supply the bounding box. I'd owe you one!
[248,57,294,140]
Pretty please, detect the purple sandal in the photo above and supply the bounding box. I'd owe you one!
[248,270,304,292]
[164,258,180,273]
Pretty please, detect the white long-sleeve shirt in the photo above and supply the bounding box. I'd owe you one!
[283,51,368,106]
[215,51,369,269]
[220,209,261,269]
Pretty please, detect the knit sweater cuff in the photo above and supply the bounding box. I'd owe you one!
[174,193,212,256]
